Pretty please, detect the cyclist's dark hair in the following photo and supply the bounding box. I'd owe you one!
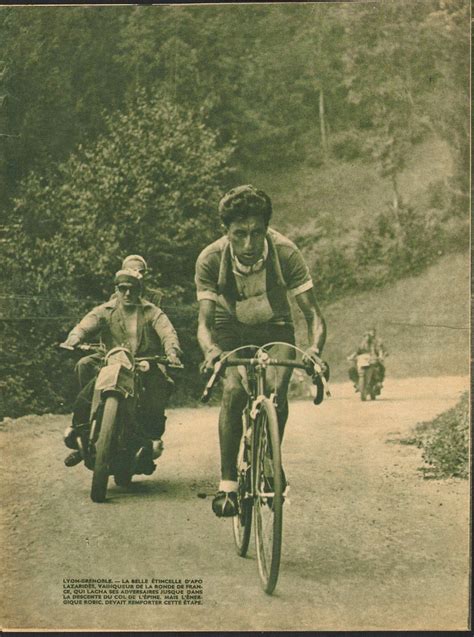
[218,184,272,227]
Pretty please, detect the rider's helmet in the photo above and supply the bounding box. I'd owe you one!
[122,254,147,275]
[218,184,273,227]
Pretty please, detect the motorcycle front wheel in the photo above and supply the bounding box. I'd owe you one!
[91,395,119,502]
[359,372,367,401]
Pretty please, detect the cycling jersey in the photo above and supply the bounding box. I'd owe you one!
[195,227,313,327]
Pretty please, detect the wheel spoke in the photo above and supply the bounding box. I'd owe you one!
[253,399,283,594]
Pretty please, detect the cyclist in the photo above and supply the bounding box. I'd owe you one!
[195,184,326,517]
[61,268,182,467]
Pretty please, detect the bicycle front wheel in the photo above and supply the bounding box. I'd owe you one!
[232,421,253,557]
[253,398,283,595]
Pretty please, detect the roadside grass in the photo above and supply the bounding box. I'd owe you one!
[399,392,469,479]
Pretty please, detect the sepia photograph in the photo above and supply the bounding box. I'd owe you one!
[0,0,470,632]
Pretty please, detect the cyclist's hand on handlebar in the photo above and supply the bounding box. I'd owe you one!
[303,346,323,366]
[199,346,223,375]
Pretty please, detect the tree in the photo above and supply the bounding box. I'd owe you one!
[341,0,441,210]
[0,7,125,211]
[2,92,234,416]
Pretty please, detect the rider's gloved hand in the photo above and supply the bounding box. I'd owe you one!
[303,346,323,366]
[60,335,81,350]
[166,350,182,366]
[200,345,223,375]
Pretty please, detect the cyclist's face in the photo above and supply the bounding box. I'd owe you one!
[226,215,267,265]
[116,283,140,307]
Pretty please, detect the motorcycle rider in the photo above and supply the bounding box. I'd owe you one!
[61,268,182,467]
[347,327,387,390]
[71,254,164,438]
[195,184,326,517]
[119,254,163,306]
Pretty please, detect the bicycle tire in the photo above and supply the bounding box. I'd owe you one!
[90,395,119,502]
[232,418,253,557]
[253,397,283,595]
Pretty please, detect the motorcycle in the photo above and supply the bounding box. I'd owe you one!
[60,343,182,502]
[354,353,383,401]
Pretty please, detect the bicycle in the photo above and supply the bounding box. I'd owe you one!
[201,342,329,594]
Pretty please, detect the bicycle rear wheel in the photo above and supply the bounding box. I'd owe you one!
[253,397,283,595]
[232,419,253,557]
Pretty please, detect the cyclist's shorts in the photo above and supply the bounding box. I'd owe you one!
[214,319,295,353]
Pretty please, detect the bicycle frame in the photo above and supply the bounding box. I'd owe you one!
[201,343,329,593]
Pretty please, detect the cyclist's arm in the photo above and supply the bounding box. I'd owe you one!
[197,299,222,361]
[294,288,326,354]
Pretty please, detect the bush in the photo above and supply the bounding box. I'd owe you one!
[1,91,234,417]
[401,392,469,479]
[299,199,466,304]
[330,130,366,162]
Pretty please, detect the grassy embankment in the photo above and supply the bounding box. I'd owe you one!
[248,137,468,381]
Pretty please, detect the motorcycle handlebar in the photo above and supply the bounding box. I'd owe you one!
[58,344,183,368]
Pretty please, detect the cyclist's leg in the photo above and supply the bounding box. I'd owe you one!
[211,318,248,516]
[264,328,296,439]
[219,367,248,482]
[212,370,247,516]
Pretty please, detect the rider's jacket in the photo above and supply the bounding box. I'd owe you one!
[195,227,313,326]
[66,297,181,357]
[357,335,387,359]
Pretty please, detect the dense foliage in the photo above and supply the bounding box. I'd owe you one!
[0,2,468,207]
[0,1,469,417]
[294,198,468,304]
[1,94,232,416]
[401,392,469,479]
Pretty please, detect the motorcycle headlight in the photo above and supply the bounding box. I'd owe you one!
[105,347,134,370]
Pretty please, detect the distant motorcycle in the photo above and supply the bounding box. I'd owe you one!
[60,343,182,502]
[354,353,383,401]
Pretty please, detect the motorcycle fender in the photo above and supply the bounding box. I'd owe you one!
[95,363,135,398]
[356,353,371,371]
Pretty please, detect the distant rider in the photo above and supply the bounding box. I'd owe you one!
[348,327,387,390]
[60,268,182,467]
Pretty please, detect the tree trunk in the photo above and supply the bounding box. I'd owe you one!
[391,174,401,216]
[319,87,328,153]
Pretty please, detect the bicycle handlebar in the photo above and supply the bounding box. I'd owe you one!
[200,355,329,405]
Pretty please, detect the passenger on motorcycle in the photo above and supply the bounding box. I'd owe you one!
[118,254,164,306]
[347,327,387,390]
[195,184,326,517]
[61,268,182,467]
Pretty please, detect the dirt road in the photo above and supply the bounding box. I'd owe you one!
[1,376,470,631]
